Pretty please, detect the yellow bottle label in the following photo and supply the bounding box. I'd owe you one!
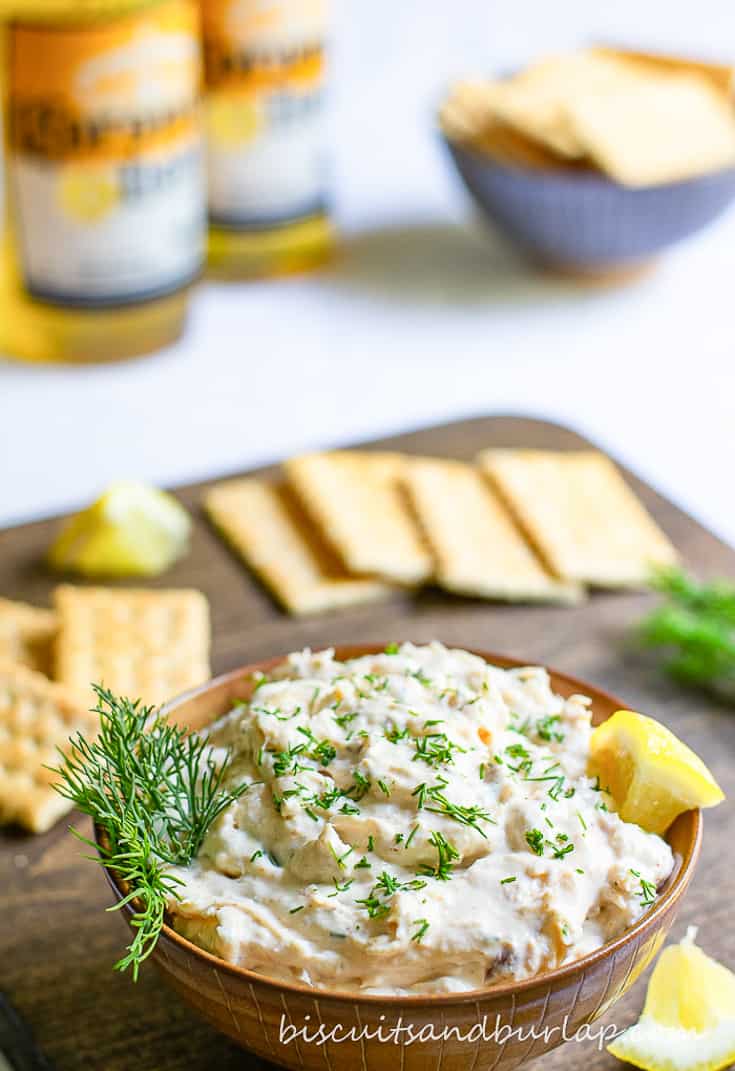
[6,0,205,307]
[202,0,328,230]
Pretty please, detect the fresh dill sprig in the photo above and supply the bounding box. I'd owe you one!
[636,568,735,701]
[52,684,251,980]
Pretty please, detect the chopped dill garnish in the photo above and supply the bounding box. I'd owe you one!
[411,918,430,942]
[413,732,466,769]
[549,838,575,860]
[296,726,337,767]
[413,776,494,835]
[409,669,433,687]
[347,770,372,801]
[334,711,358,731]
[525,828,545,856]
[354,893,391,919]
[536,714,564,743]
[252,705,300,722]
[289,905,305,914]
[309,786,343,810]
[375,871,400,895]
[630,869,657,907]
[418,831,459,881]
[500,876,516,884]
[329,843,354,869]
[271,743,308,778]
[385,724,410,744]
[505,742,529,761]
[328,878,353,897]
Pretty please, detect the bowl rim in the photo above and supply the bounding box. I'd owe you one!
[95,642,702,1007]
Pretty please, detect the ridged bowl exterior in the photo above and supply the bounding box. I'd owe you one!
[445,138,735,270]
[97,646,701,1070]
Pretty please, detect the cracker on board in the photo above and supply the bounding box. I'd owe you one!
[0,661,97,833]
[284,452,434,586]
[402,458,583,603]
[54,585,211,707]
[205,478,394,616]
[478,449,679,588]
[0,597,57,676]
[564,73,735,186]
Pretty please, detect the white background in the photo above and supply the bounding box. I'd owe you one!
[2,0,734,547]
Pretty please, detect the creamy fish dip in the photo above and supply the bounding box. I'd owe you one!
[170,643,675,994]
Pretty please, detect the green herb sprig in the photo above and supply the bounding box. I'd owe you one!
[636,568,735,700]
[52,684,251,980]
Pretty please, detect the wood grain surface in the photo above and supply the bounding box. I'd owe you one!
[1,414,733,1071]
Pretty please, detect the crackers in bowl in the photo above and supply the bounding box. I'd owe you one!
[440,47,735,186]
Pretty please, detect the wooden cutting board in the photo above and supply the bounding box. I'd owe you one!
[1,414,733,1071]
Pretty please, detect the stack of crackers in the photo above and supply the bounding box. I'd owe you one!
[440,47,735,186]
[204,447,678,615]
[0,586,210,833]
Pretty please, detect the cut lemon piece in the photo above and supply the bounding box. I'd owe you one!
[48,482,191,578]
[608,928,735,1071]
[588,709,723,834]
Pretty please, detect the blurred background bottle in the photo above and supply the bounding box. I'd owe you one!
[0,0,204,364]
[203,0,332,278]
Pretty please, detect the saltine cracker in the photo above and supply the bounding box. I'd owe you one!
[285,452,433,585]
[205,478,393,615]
[54,586,211,706]
[403,458,583,603]
[479,449,678,588]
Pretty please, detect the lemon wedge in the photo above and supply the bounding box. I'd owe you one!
[588,709,724,834]
[48,482,191,578]
[608,928,735,1071]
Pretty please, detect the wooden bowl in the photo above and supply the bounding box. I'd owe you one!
[96,645,702,1070]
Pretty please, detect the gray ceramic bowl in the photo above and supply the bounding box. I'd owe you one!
[444,136,735,275]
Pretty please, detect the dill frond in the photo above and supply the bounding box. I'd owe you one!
[52,684,251,979]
